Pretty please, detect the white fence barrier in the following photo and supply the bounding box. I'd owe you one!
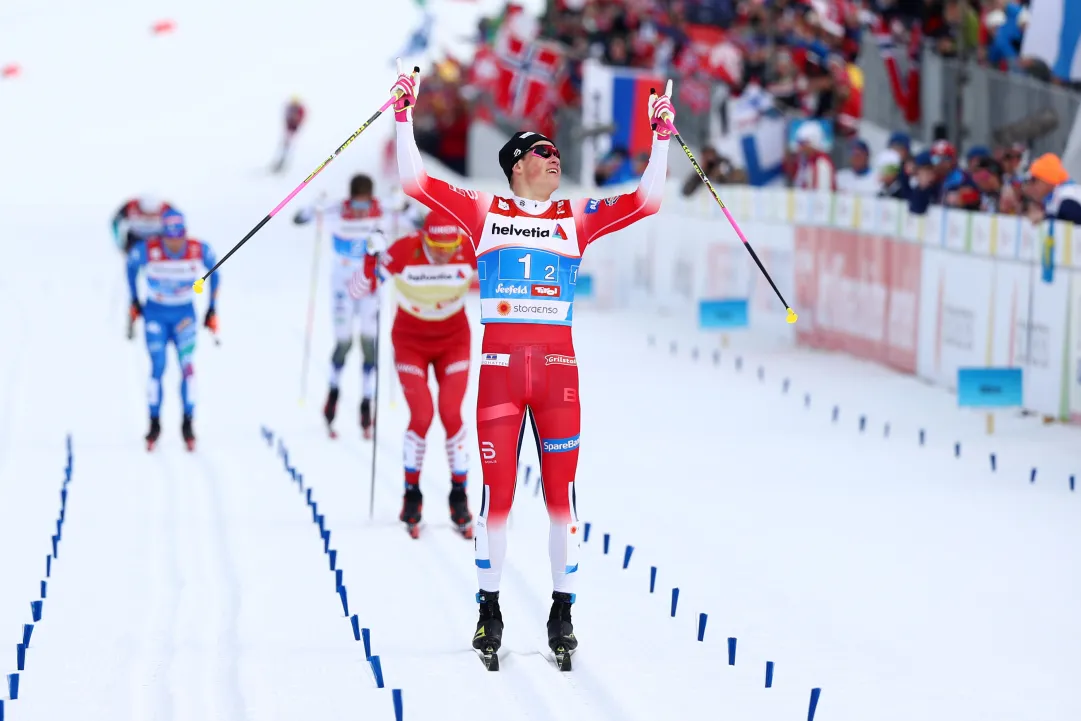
[580,186,1081,424]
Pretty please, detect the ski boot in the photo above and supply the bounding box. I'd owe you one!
[145,416,161,451]
[181,414,196,452]
[399,487,423,539]
[360,397,373,440]
[473,590,503,671]
[449,484,473,539]
[324,387,339,439]
[547,591,577,671]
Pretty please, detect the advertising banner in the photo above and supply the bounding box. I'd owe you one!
[794,226,921,373]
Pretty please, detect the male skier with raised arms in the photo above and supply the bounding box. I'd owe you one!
[389,62,675,670]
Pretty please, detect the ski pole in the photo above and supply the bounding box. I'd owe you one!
[299,192,327,406]
[651,85,797,325]
[368,302,382,520]
[193,66,421,295]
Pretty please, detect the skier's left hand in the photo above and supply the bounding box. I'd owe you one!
[648,80,676,140]
[204,307,218,333]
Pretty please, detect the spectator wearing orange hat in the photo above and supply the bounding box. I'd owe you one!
[1021,153,1081,225]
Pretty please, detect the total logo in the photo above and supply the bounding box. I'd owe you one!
[531,284,560,297]
[495,282,529,295]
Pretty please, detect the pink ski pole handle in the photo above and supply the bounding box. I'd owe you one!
[193,71,418,294]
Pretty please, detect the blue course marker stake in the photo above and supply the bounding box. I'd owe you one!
[52,535,58,558]
[7,673,18,700]
[311,505,319,523]
[16,644,25,671]
[338,586,349,616]
[22,625,32,647]
[691,347,699,360]
[369,656,385,688]
[603,534,610,555]
[757,366,764,381]
[735,356,742,371]
[808,688,821,720]
[1,697,5,721]
[362,628,372,659]
[323,530,331,553]
[335,569,343,590]
[832,406,839,423]
[712,349,720,365]
[884,423,890,438]
[30,600,42,623]
[350,615,361,641]
[670,341,677,355]
[954,442,961,457]
[40,581,47,599]
[317,515,325,533]
[583,523,591,543]
[622,545,633,569]
[783,378,790,393]
[329,549,337,571]
[46,555,51,578]
[991,453,996,471]
[1030,467,1037,483]
[306,488,312,504]
[670,588,679,617]
[697,613,707,641]
[804,393,811,408]
[523,465,532,488]
[1070,475,1076,491]
[765,661,774,688]
[859,415,866,432]
[392,688,404,721]
[919,429,926,446]
[61,489,67,507]
[649,566,657,593]
[727,637,737,665]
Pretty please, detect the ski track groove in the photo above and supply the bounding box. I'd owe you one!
[333,427,621,720]
[193,449,248,721]
[148,449,182,721]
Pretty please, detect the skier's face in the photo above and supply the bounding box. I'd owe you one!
[520,142,561,196]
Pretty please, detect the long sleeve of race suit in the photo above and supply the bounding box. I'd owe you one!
[201,241,221,308]
[126,241,147,302]
[571,137,670,249]
[396,119,492,249]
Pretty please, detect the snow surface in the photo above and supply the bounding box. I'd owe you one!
[1,1,1079,719]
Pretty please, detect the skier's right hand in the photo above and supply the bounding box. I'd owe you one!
[129,300,142,321]
[390,58,420,122]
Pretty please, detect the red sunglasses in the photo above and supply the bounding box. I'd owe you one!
[530,145,560,159]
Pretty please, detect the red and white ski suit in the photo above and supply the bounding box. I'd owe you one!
[396,119,669,594]
[382,232,476,489]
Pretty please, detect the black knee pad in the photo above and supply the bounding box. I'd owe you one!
[360,335,377,366]
[331,339,352,366]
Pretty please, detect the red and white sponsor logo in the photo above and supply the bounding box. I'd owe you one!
[545,354,576,366]
[532,284,560,297]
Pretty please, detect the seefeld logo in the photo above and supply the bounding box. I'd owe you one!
[496,282,528,294]
[490,223,550,238]
[543,435,580,453]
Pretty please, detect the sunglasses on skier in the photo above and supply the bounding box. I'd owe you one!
[530,145,560,160]
[424,232,463,250]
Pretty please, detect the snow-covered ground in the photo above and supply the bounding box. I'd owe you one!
[1,1,1079,719]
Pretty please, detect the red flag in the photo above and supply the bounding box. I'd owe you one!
[491,36,563,122]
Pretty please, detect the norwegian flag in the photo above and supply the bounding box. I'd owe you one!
[491,36,564,122]
[871,17,921,124]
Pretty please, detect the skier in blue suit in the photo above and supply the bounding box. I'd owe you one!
[127,208,220,451]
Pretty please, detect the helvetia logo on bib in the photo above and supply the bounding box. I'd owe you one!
[497,300,511,316]
[553,223,567,240]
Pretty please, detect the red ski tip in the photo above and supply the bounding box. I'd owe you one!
[151,19,177,34]
[185,440,196,452]
[2,63,21,79]
[460,526,474,540]
[408,525,420,539]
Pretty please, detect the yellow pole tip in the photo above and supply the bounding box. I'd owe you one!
[786,308,798,324]
[192,278,205,294]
